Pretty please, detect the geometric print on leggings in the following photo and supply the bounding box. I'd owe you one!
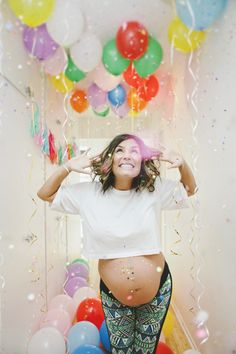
[134,274,172,354]
[100,290,136,354]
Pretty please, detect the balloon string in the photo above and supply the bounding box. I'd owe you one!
[186,33,210,345]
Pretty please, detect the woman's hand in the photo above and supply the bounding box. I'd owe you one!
[64,148,98,174]
[158,148,184,169]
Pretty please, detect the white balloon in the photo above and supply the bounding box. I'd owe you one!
[73,286,98,307]
[70,33,102,72]
[27,327,66,354]
[46,0,84,47]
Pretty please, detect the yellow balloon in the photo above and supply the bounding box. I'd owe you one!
[128,110,139,117]
[49,73,74,94]
[8,0,55,27]
[162,309,174,338]
[168,17,206,53]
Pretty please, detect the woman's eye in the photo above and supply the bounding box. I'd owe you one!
[116,148,122,152]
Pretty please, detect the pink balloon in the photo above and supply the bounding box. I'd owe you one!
[75,72,94,90]
[48,294,77,321]
[43,47,67,76]
[92,62,122,91]
[23,24,59,61]
[64,276,88,298]
[111,101,129,118]
[39,309,71,336]
[87,83,107,109]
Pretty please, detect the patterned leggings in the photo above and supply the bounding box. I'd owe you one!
[100,261,172,354]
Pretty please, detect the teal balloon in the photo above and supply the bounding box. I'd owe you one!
[133,36,163,78]
[65,55,86,82]
[176,0,228,30]
[102,39,130,76]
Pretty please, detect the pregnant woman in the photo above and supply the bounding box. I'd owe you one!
[37,133,197,353]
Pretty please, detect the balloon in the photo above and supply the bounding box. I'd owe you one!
[43,47,67,76]
[111,101,129,118]
[168,17,206,53]
[87,83,107,109]
[116,21,148,59]
[93,62,122,91]
[65,56,86,82]
[46,0,84,46]
[108,84,126,107]
[8,0,54,27]
[133,36,163,77]
[70,90,89,113]
[27,327,66,354]
[67,321,100,354]
[23,24,59,61]
[137,75,159,101]
[72,344,104,354]
[49,73,74,93]
[48,294,77,321]
[123,63,146,89]
[127,88,147,112]
[182,350,201,354]
[39,308,71,336]
[64,276,88,297]
[102,39,130,76]
[71,258,89,268]
[156,341,174,354]
[76,298,104,329]
[176,0,228,30]
[73,287,98,308]
[66,262,89,281]
[93,106,110,117]
[99,320,111,352]
[75,73,94,90]
[70,33,102,72]
[162,310,174,338]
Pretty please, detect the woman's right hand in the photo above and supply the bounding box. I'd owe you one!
[64,148,96,175]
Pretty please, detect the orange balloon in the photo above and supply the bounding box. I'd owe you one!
[127,88,147,112]
[70,89,89,113]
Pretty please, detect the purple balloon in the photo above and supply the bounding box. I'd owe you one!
[87,83,107,109]
[111,101,129,118]
[23,24,59,61]
[64,276,88,298]
[66,263,89,282]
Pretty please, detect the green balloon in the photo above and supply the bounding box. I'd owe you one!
[71,258,89,268]
[65,55,86,82]
[134,36,163,78]
[102,39,130,76]
[93,106,110,117]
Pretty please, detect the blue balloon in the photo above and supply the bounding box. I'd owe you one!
[72,344,104,354]
[108,84,126,107]
[67,321,100,354]
[176,0,228,30]
[99,320,111,352]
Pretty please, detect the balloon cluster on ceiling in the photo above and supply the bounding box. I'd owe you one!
[7,0,227,119]
[7,0,168,118]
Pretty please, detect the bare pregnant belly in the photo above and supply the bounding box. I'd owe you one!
[98,253,165,306]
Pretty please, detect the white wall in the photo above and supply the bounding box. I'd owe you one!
[1,1,235,353]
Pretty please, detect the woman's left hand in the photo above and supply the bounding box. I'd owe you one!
[158,149,184,169]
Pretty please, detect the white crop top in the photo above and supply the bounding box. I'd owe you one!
[50,177,190,259]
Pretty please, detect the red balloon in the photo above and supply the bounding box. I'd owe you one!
[123,63,146,89]
[116,21,148,59]
[156,341,174,354]
[137,75,159,101]
[76,297,104,329]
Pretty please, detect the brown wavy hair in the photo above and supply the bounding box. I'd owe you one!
[91,134,161,193]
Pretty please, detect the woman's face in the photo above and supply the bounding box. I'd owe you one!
[112,138,142,180]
